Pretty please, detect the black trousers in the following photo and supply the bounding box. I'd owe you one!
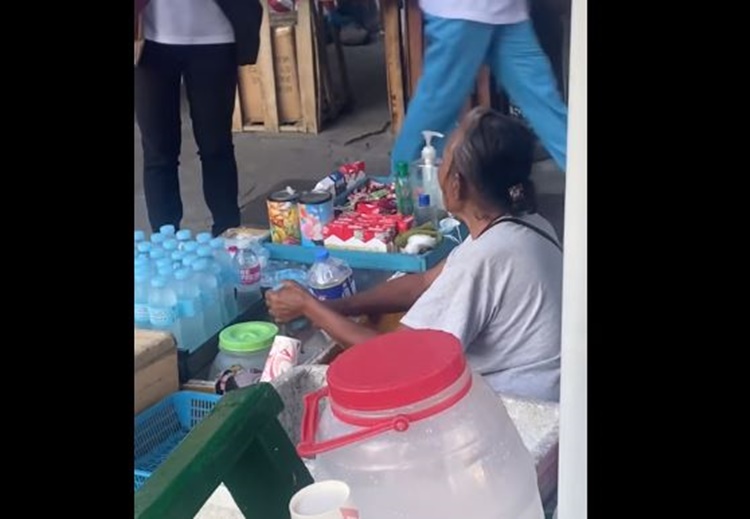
[135,41,240,237]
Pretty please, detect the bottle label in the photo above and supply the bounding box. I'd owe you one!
[240,265,261,285]
[135,304,150,324]
[178,298,198,318]
[149,306,176,327]
[310,275,356,301]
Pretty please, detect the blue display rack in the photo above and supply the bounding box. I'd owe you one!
[262,176,462,272]
[263,235,457,273]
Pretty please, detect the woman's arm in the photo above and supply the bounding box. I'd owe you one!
[266,281,384,347]
[304,298,382,348]
[266,261,445,347]
[325,260,446,317]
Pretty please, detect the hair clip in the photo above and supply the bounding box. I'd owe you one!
[509,184,524,202]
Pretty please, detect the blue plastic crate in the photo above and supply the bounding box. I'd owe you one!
[134,391,221,491]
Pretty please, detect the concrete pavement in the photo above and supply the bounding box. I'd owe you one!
[134,39,565,240]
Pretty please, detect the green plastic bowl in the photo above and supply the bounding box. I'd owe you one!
[218,321,279,354]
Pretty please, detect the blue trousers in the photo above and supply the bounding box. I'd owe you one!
[391,16,568,173]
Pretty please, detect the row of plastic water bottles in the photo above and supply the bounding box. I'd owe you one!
[134,225,269,352]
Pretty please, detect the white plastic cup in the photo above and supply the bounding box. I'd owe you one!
[260,335,301,382]
[289,480,359,519]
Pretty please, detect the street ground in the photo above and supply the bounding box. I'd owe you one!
[134,39,566,240]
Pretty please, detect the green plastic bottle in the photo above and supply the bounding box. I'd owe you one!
[395,161,414,216]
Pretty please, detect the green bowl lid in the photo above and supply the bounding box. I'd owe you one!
[219,322,278,353]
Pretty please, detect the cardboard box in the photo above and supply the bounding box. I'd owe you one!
[238,65,265,124]
[273,25,302,123]
[237,26,302,125]
[135,329,179,415]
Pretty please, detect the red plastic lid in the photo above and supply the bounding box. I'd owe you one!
[326,329,466,412]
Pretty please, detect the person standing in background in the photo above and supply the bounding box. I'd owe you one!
[529,0,570,101]
[391,0,569,174]
[134,0,263,237]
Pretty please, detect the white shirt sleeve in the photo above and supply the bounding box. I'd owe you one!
[400,256,503,351]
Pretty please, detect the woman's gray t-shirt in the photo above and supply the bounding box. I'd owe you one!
[401,213,563,402]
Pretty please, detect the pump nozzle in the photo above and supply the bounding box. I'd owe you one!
[421,131,445,165]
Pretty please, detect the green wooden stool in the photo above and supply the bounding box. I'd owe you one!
[135,383,314,519]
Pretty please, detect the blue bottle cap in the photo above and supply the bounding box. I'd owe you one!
[184,242,199,253]
[315,248,330,261]
[192,259,208,271]
[134,230,146,242]
[134,256,149,267]
[151,233,166,244]
[171,251,185,261]
[196,232,213,244]
[174,269,190,281]
[149,249,166,260]
[163,239,178,251]
[150,277,167,288]
[176,229,192,241]
[156,257,172,269]
[159,224,176,236]
[418,193,431,207]
[182,254,198,266]
[135,270,149,282]
[137,242,152,253]
[210,237,225,249]
[197,245,213,257]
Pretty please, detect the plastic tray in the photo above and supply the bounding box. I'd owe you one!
[263,176,460,273]
[134,391,221,491]
[263,235,456,273]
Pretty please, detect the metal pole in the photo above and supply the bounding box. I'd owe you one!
[557,0,587,516]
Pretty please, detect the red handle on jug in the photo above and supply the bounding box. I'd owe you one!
[298,386,412,458]
[297,375,473,458]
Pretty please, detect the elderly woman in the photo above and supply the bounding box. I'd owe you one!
[266,107,563,402]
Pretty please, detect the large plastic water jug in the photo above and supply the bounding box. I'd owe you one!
[298,329,544,519]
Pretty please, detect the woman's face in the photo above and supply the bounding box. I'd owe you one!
[439,128,464,216]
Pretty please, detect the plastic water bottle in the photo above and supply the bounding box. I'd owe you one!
[192,259,224,336]
[173,268,207,351]
[163,239,178,256]
[176,229,192,250]
[307,249,356,301]
[157,265,174,281]
[182,253,198,269]
[198,249,230,325]
[155,257,172,274]
[211,237,239,321]
[197,245,214,261]
[134,256,151,277]
[196,232,213,245]
[151,232,166,249]
[249,240,270,270]
[184,241,199,255]
[198,245,234,326]
[148,277,183,346]
[134,270,151,329]
[136,242,152,259]
[149,249,166,271]
[415,193,438,228]
[231,245,262,313]
[170,250,184,269]
[160,224,176,237]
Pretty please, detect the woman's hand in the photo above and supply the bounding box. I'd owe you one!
[265,281,316,323]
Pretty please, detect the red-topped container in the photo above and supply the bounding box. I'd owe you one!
[298,329,544,519]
